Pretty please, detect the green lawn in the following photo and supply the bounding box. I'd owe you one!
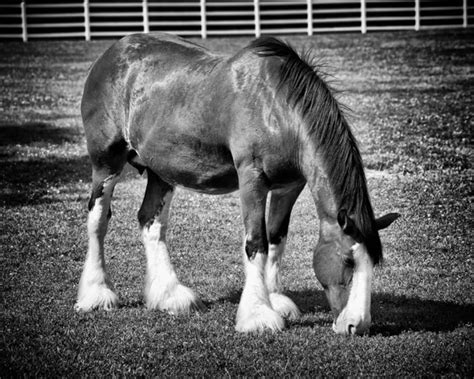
[1,30,472,376]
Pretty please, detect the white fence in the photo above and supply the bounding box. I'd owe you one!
[1,0,472,42]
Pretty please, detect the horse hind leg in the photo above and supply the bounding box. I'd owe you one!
[139,169,205,315]
[75,137,128,312]
[265,185,304,320]
[75,171,121,312]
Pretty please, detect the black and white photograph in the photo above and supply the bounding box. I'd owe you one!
[1,0,472,376]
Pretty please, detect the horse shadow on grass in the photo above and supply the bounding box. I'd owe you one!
[0,122,143,207]
[213,289,473,336]
[0,122,83,146]
[0,153,92,207]
[0,123,118,207]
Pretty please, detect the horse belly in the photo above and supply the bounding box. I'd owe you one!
[140,136,238,194]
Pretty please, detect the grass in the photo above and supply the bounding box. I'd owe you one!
[1,30,473,376]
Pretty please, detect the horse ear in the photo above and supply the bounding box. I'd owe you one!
[337,209,359,239]
[375,212,400,230]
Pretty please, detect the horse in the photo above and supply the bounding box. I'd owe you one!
[75,32,399,335]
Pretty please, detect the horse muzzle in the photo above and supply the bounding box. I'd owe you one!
[332,309,371,335]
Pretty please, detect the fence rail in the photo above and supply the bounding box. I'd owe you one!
[1,0,472,42]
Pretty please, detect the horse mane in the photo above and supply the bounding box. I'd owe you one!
[247,36,382,264]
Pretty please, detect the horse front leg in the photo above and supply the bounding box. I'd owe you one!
[139,169,205,315]
[75,173,121,312]
[265,184,305,320]
[235,167,284,333]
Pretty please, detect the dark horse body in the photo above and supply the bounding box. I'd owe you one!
[76,33,398,335]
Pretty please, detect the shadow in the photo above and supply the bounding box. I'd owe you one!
[370,293,474,336]
[0,123,83,146]
[212,289,473,336]
[119,299,145,309]
[207,289,242,306]
[0,122,91,206]
[0,122,143,207]
[289,289,329,314]
[0,155,91,207]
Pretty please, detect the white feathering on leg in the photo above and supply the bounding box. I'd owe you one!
[269,293,300,320]
[266,239,286,293]
[236,250,285,332]
[265,238,300,320]
[142,195,204,314]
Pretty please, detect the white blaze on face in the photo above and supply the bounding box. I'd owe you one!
[334,243,373,335]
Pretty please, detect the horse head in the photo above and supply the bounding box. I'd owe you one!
[313,210,399,335]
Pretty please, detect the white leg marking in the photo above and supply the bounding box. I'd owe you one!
[75,175,119,312]
[265,238,300,320]
[266,238,286,294]
[236,247,285,333]
[269,293,301,320]
[143,192,203,314]
[334,243,373,334]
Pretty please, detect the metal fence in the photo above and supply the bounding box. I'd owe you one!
[1,0,472,42]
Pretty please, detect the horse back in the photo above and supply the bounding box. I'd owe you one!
[81,33,220,139]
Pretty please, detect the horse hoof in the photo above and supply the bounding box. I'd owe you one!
[235,305,285,333]
[166,298,207,315]
[75,285,119,312]
[146,282,205,315]
[269,293,301,320]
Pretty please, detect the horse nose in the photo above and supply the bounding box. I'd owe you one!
[333,309,371,335]
[346,320,370,336]
[334,315,371,335]
[348,324,356,335]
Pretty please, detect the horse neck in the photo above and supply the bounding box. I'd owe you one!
[299,137,339,230]
[299,133,383,263]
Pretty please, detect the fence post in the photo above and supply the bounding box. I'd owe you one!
[463,0,467,27]
[21,1,27,42]
[254,0,260,38]
[361,0,366,34]
[200,0,207,39]
[143,0,149,33]
[307,0,313,36]
[415,0,420,31]
[84,0,90,41]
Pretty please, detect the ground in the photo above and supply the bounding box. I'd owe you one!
[0,29,473,376]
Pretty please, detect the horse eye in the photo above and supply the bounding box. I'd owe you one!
[343,255,355,268]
